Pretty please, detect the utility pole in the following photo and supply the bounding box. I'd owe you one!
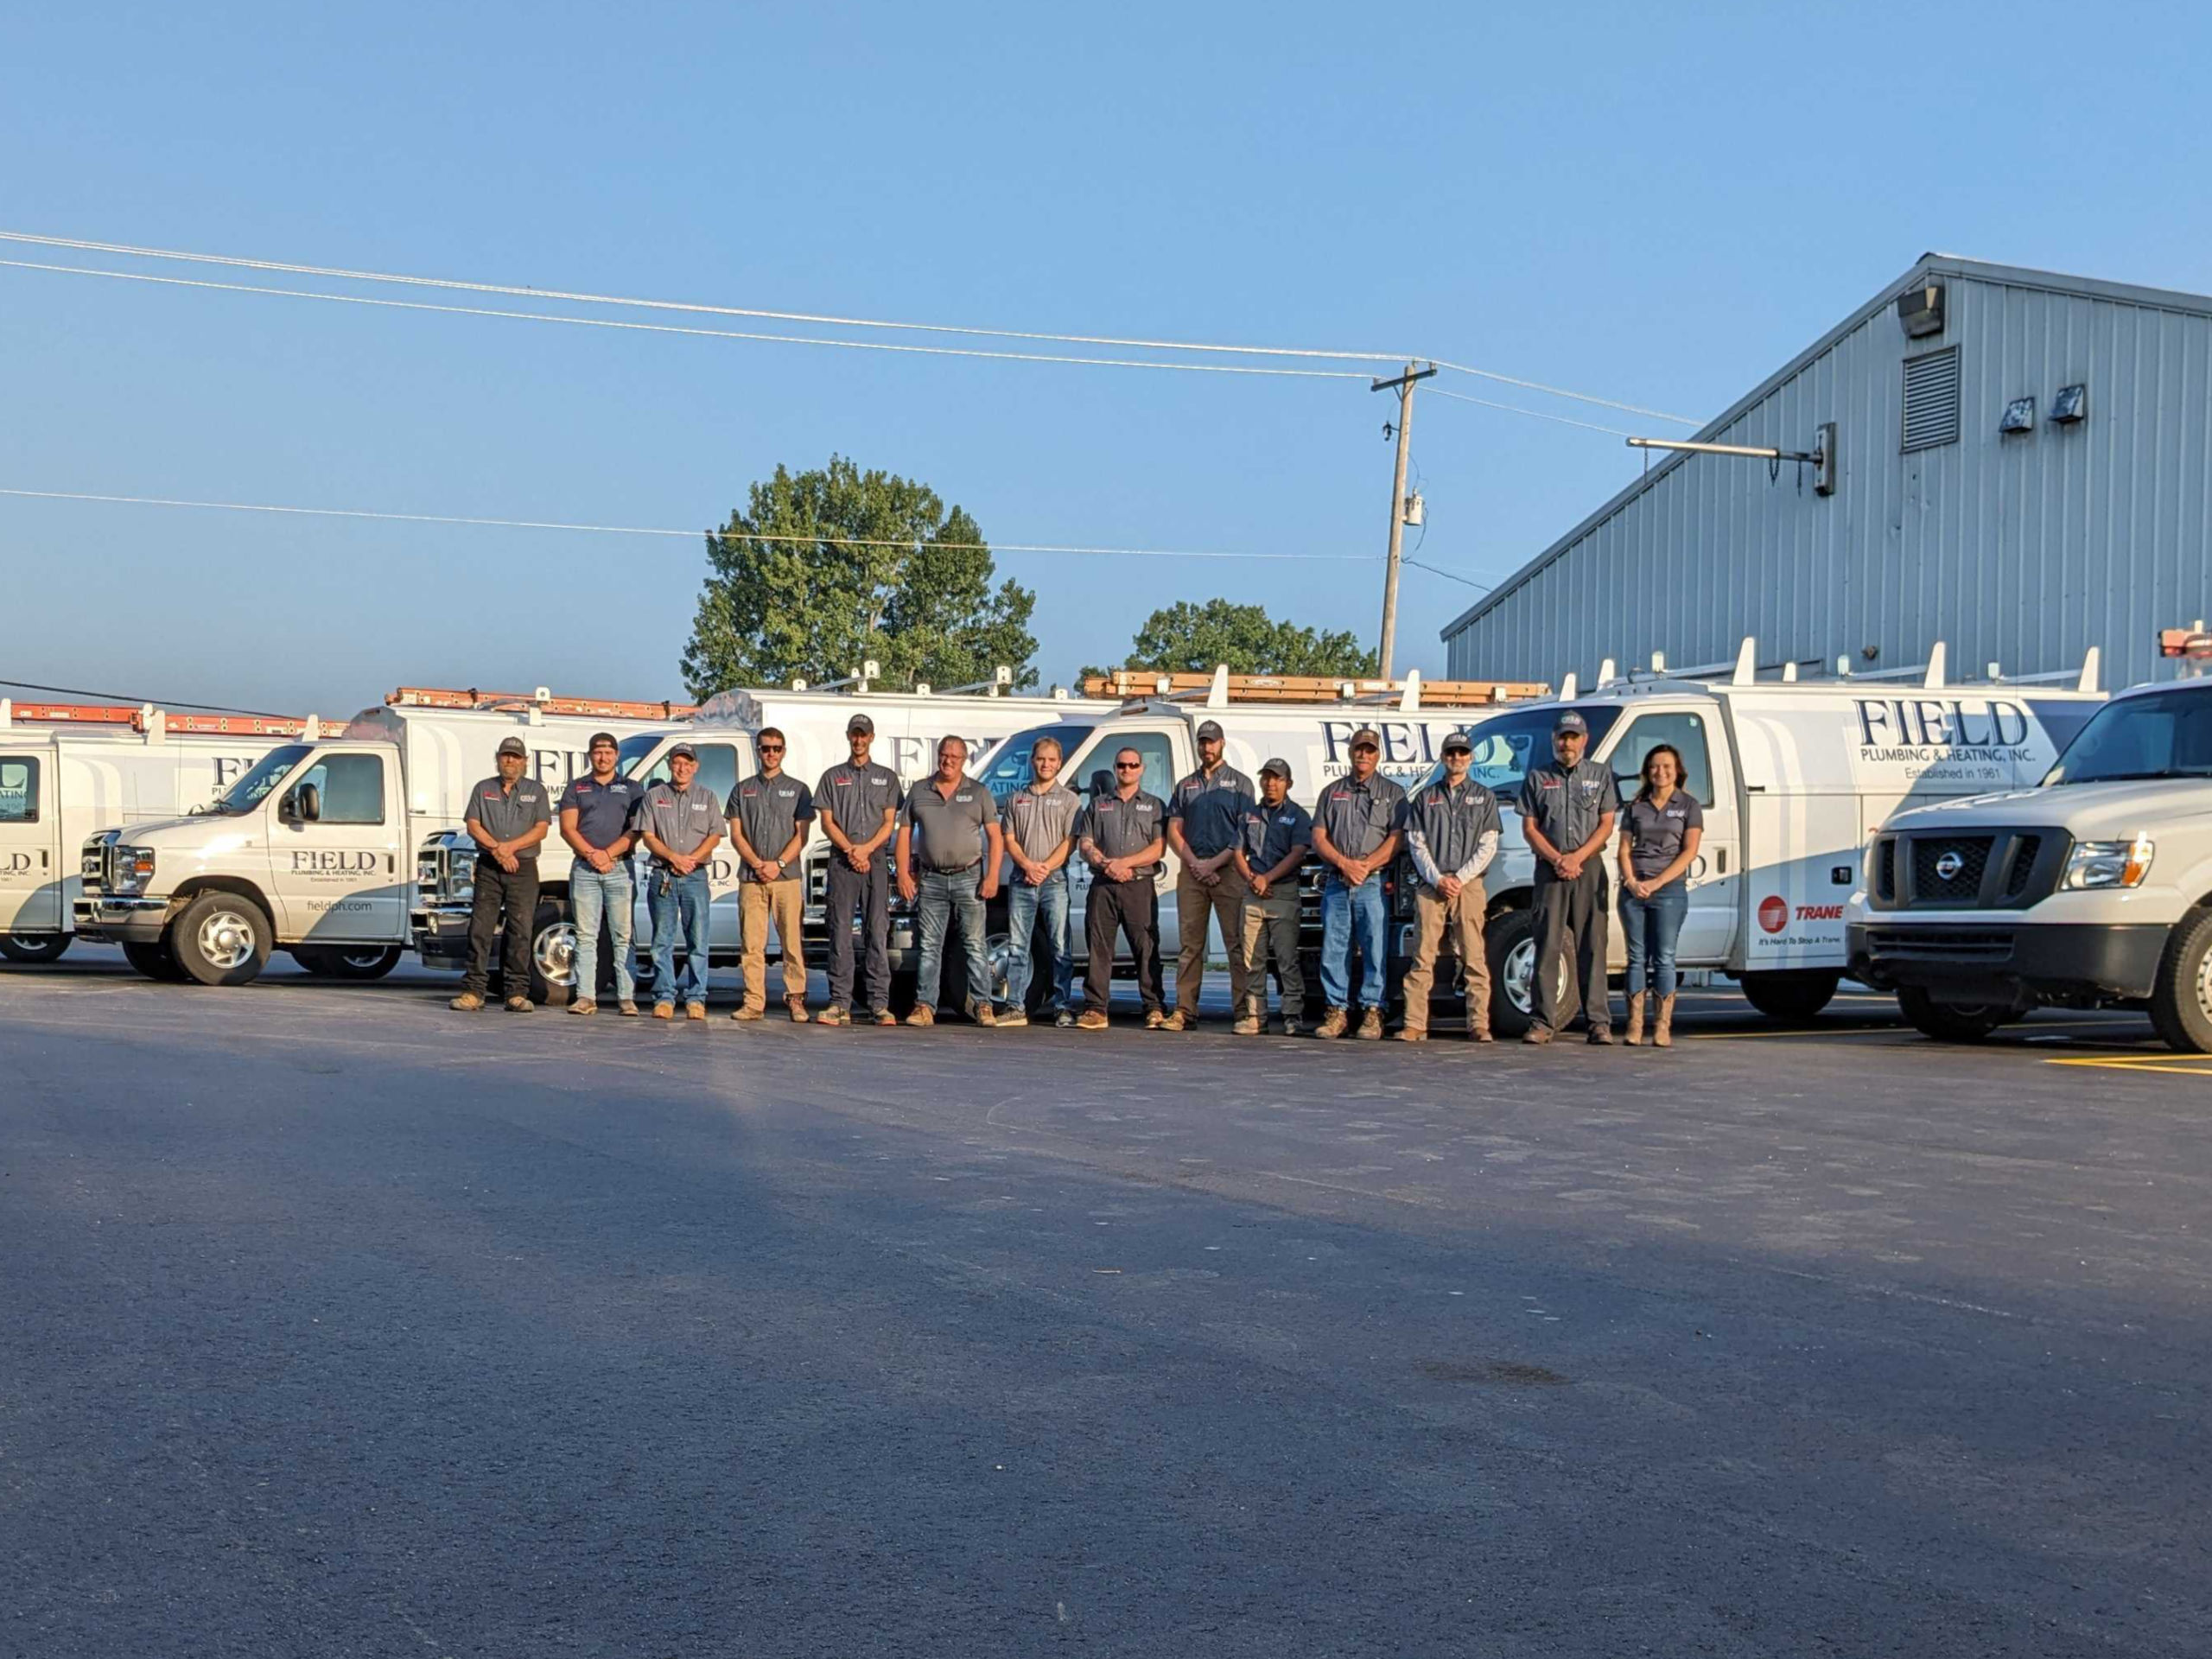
[1371,361,1436,679]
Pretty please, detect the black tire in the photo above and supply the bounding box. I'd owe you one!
[1739,969,1841,1025]
[0,932,71,963]
[1897,985,2014,1044]
[886,971,918,1017]
[296,944,403,981]
[168,892,273,987]
[2148,907,2212,1053]
[1484,907,1566,1039]
[524,899,575,1007]
[124,939,189,982]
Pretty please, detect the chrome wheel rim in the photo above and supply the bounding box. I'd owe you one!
[338,948,388,970]
[196,909,257,970]
[983,931,1013,1002]
[2194,946,2212,1026]
[535,921,578,988]
[1503,936,1536,1015]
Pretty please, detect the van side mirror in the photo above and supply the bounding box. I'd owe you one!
[281,784,321,823]
[1089,769,1112,798]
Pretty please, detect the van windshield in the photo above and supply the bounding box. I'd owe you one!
[979,722,1096,804]
[2043,688,2212,785]
[1455,705,1623,804]
[616,733,669,777]
[209,744,312,814]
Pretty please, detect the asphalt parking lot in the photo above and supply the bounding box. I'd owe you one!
[5,949,2209,1656]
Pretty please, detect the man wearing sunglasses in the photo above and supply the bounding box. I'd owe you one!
[1310,727,1407,1039]
[1073,748,1167,1031]
[726,727,814,1023]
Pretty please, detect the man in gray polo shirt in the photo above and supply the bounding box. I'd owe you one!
[999,734,1082,1027]
[1164,718,1256,1031]
[815,714,903,1027]
[895,735,1003,1027]
[1519,709,1618,1046]
[638,743,723,1020]
[1397,729,1503,1042]
[726,726,813,1023]
[452,734,552,1014]
[1074,747,1167,1030]
[1310,728,1406,1039]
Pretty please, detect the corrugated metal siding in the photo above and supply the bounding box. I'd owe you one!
[1444,265,2212,695]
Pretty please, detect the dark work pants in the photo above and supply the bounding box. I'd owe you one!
[461,855,540,1000]
[825,855,891,1013]
[1084,876,1163,1016]
[1532,866,1609,1034]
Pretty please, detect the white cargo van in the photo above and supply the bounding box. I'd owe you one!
[75,689,671,988]
[1430,639,2107,1034]
[0,701,307,965]
[1848,670,2212,1049]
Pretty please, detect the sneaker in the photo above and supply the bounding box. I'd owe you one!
[1315,1008,1349,1039]
[1077,1009,1109,1031]
[906,1005,936,1027]
[1160,1009,1191,1033]
[1054,1009,1077,1029]
[996,1007,1028,1028]
[686,1002,707,1021]
[1357,1008,1383,1040]
[569,1000,597,1017]
[1142,1008,1166,1029]
[1281,1018,1304,1039]
[971,1003,998,1027]
[872,1007,897,1027]
[817,1006,847,1027]
[617,1000,639,1017]
[731,1006,764,1021]
[505,995,533,1014]
[1586,1026,1614,1046]
[786,1001,810,1024]
[1232,1015,1262,1036]
[1393,1026,1427,1042]
[1522,1025,1552,1046]
[652,1001,676,1020]
[448,992,484,1012]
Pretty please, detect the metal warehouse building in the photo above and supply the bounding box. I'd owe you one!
[1440,254,2212,694]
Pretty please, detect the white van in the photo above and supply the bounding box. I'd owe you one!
[1430,639,2107,1034]
[0,701,307,965]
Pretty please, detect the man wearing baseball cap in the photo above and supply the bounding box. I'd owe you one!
[813,713,904,1027]
[1396,729,1503,1041]
[1163,718,1256,1030]
[1518,709,1618,1045]
[557,730,644,1016]
[638,742,723,1020]
[1231,757,1313,1036]
[1310,727,1406,1039]
[451,734,552,1013]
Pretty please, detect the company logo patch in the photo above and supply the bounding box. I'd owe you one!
[1758,894,1789,934]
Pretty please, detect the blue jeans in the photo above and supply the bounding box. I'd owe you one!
[914,868,990,1013]
[1618,878,1689,997]
[648,868,712,1006]
[1319,872,1387,1011]
[1004,873,1073,1014]
[569,861,636,1003]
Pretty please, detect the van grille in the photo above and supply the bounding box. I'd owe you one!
[1911,836,1991,903]
[1866,829,2065,911]
[2002,836,2043,899]
[1866,928,2014,962]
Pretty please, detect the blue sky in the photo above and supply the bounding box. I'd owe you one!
[3,3,2209,718]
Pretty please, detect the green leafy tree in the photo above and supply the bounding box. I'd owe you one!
[1115,598,1379,678]
[683,456,1039,697]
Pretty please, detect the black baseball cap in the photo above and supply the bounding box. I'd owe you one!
[847,714,874,736]
[588,730,618,751]
[1441,730,1473,754]
[1196,719,1224,741]
[495,736,528,758]
[1554,710,1589,736]
[1260,756,1293,780]
[669,741,698,761]
[1349,727,1382,750]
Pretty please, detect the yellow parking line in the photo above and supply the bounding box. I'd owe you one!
[2044,1054,2212,1077]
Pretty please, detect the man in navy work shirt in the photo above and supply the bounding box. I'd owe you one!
[452,735,552,1014]
[725,726,814,1023]
[895,734,1003,1027]
[1518,709,1619,1046]
[1163,718,1256,1031]
[1310,728,1406,1040]
[814,714,904,1027]
[556,730,643,1017]
[1074,747,1167,1030]
[1396,729,1503,1041]
[638,743,723,1020]
[1231,757,1313,1037]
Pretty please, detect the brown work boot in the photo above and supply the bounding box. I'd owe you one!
[1655,994,1678,1048]
[617,1000,639,1016]
[1357,1007,1383,1040]
[652,1001,676,1020]
[448,992,484,1012]
[569,1000,597,1016]
[1522,1025,1553,1046]
[906,1005,936,1027]
[970,1002,997,1027]
[1160,1008,1191,1033]
[1077,1008,1109,1031]
[1393,1024,1427,1042]
[732,1005,764,1021]
[1586,1023,1614,1046]
[686,1001,707,1021]
[1468,1020,1494,1043]
[1142,1008,1166,1029]
[785,999,810,1024]
[1624,992,1645,1046]
[1232,1014,1262,1036]
[505,995,533,1014]
[1315,1007,1349,1039]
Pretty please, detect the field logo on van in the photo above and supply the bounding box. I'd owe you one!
[1,851,31,877]
[1853,698,2031,760]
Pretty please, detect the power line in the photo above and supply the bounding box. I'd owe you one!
[1427,386,1641,438]
[1401,556,1493,591]
[0,486,1376,563]
[1429,360,1700,426]
[0,676,298,721]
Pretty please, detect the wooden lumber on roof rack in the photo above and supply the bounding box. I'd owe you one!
[1080,670,1547,708]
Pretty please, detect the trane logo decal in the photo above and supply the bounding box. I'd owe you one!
[291,850,378,874]
[1759,896,1843,933]
[1853,697,2031,760]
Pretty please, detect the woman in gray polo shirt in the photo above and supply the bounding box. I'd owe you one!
[1616,744,1703,1047]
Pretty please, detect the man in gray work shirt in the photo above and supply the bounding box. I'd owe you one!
[638,744,723,1020]
[453,735,552,1014]
[1518,709,1618,1045]
[895,735,1003,1027]
[1164,718,1256,1031]
[726,727,813,1023]
[1310,728,1406,1039]
[1075,748,1167,1030]
[1396,729,1503,1041]
[815,715,904,1027]
[999,735,1082,1027]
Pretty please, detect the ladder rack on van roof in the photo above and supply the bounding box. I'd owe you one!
[1082,666,1548,712]
[1561,638,2103,701]
[386,686,701,720]
[0,699,326,737]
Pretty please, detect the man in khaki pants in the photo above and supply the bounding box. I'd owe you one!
[726,727,815,1021]
[1396,728,1503,1041]
[1163,719,1255,1031]
[1232,757,1313,1036]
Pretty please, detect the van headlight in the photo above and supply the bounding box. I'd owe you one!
[111,847,156,893]
[2063,835,2154,890]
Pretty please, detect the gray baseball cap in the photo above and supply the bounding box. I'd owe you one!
[669,741,698,761]
[1441,729,1474,754]
[1260,756,1293,781]
[495,736,528,758]
[846,713,874,736]
[1553,710,1589,735]
[1196,719,1225,741]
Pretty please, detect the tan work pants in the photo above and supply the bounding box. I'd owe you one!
[1400,881,1491,1034]
[739,878,806,1012]
[1238,887,1305,1020]
[1175,866,1249,1016]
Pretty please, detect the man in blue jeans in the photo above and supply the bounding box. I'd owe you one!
[998,735,1082,1027]
[1309,727,1407,1039]
[895,736,1003,1027]
[637,744,722,1020]
[556,730,643,1016]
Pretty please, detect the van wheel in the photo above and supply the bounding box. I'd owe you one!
[2148,906,2212,1053]
[170,893,273,987]
[1897,986,2013,1043]
[1739,969,1841,1025]
[0,932,71,963]
[887,971,919,1017]
[1484,909,1560,1039]
[527,899,576,1006]
[124,939,189,982]
[296,944,403,981]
